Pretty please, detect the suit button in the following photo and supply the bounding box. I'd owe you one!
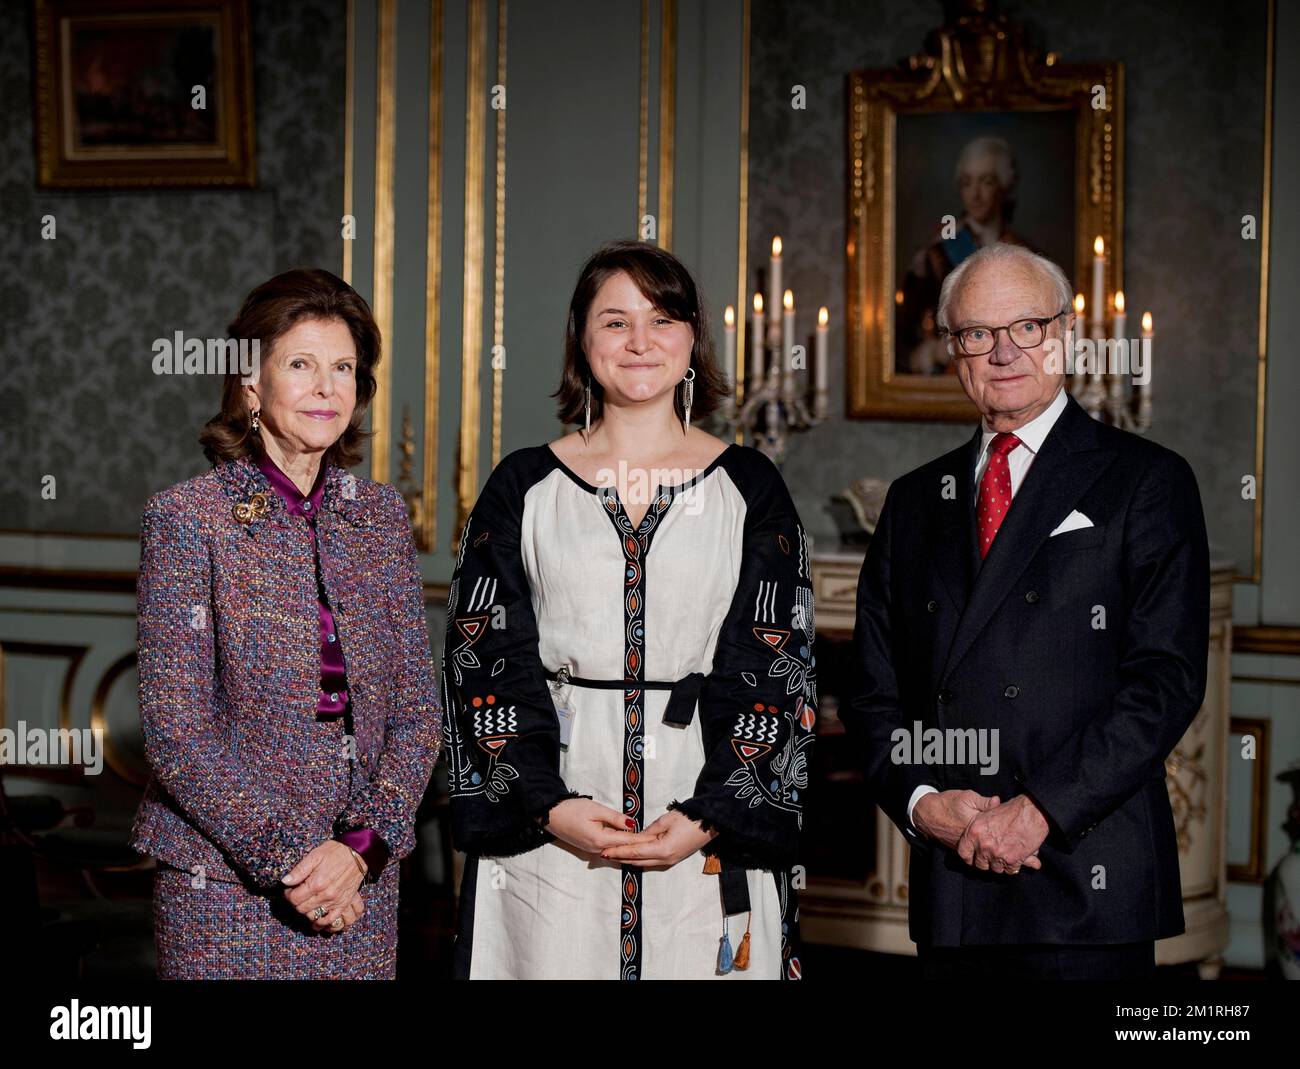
[1025,590,1040,604]
[937,689,953,704]
[926,599,938,613]
[1003,684,1020,699]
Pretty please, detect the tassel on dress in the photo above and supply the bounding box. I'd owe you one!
[733,913,752,969]
[718,917,734,974]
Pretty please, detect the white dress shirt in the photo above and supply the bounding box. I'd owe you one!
[906,385,1069,830]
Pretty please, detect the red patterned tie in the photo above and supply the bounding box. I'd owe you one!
[977,432,1022,559]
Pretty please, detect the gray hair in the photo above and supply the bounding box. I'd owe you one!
[935,243,1073,332]
[955,136,1017,195]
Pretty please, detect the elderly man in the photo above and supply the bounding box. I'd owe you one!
[843,243,1209,979]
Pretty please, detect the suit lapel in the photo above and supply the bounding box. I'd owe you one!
[940,396,1117,682]
[930,428,981,615]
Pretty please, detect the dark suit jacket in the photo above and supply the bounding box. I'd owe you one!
[841,394,1210,946]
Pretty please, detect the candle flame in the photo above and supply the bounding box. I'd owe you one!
[1141,311,1153,333]
[753,292,763,313]
[1114,290,1125,313]
[1074,292,1085,315]
[783,289,794,311]
[818,306,829,326]
[1093,236,1105,256]
[724,305,735,327]
[771,236,782,257]
[894,289,904,306]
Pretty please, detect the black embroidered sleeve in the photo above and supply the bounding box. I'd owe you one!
[669,454,817,871]
[440,454,578,857]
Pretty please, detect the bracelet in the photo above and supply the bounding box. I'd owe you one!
[347,846,369,880]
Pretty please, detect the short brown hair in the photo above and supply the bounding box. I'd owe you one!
[553,240,729,428]
[199,268,380,467]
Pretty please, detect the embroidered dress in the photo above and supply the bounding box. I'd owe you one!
[442,443,816,979]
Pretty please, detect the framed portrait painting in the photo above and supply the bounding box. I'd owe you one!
[846,3,1123,420]
[33,0,255,188]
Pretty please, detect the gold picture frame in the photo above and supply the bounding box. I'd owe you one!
[846,1,1123,421]
[33,0,255,189]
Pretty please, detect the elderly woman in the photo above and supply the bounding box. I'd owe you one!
[129,268,442,979]
[442,241,816,979]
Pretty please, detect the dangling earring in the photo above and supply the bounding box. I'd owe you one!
[681,367,695,428]
[584,375,592,435]
[250,408,261,434]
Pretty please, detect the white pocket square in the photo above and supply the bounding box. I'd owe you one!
[1050,509,1094,536]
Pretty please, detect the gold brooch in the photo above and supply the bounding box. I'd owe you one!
[233,491,271,524]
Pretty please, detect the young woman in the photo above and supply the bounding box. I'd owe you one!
[442,241,815,979]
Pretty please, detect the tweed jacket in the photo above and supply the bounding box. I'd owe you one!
[129,454,442,888]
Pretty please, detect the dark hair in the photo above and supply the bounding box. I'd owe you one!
[553,240,729,428]
[199,268,380,467]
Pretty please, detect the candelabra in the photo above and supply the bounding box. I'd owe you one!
[712,236,830,463]
[1070,237,1154,433]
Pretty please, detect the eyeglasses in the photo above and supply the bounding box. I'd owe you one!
[946,309,1069,357]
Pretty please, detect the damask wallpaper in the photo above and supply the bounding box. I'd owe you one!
[0,0,347,535]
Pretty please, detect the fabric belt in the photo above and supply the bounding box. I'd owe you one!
[542,666,748,914]
[543,668,705,727]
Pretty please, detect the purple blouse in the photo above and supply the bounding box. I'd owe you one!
[256,451,390,881]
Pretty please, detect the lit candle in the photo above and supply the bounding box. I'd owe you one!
[1073,292,1086,378]
[1091,236,1106,339]
[768,237,783,349]
[723,304,736,392]
[751,292,765,390]
[816,309,826,418]
[1138,311,1154,428]
[782,289,795,399]
[815,306,829,398]
[1108,291,1127,405]
[1141,311,1154,390]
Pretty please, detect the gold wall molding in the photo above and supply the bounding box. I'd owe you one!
[0,640,87,732]
[1227,716,1270,883]
[1242,0,1275,584]
[733,0,750,438]
[1234,625,1300,657]
[370,0,398,484]
[638,0,650,233]
[343,0,356,285]
[417,0,446,553]
[656,0,676,250]
[89,650,147,787]
[490,0,507,468]
[455,0,489,545]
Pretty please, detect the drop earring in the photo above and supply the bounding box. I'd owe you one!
[681,367,695,428]
[584,375,592,435]
[250,409,261,434]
